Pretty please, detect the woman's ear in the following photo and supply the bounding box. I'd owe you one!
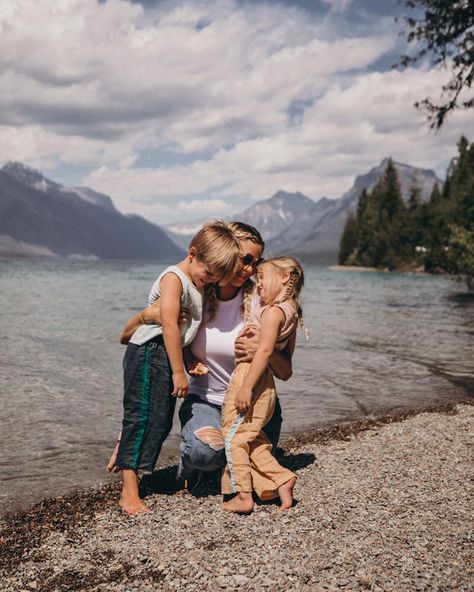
[188,246,197,261]
[281,271,291,285]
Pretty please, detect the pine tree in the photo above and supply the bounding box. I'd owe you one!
[407,174,422,212]
[339,136,473,282]
[338,210,359,265]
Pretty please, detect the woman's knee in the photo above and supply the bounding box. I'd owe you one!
[182,427,226,471]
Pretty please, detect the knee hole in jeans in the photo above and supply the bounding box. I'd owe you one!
[194,426,225,451]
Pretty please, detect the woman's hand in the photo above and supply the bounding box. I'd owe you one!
[143,301,189,326]
[119,301,189,345]
[234,325,260,363]
[172,371,189,398]
[235,386,252,414]
[234,324,293,381]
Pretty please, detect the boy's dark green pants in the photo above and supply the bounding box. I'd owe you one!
[116,335,175,472]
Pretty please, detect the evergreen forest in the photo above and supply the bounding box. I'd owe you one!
[338,137,474,290]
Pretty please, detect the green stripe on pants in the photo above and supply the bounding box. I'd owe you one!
[132,342,151,467]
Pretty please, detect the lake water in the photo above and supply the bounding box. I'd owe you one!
[0,259,472,513]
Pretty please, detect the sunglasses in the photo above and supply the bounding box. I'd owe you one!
[240,254,264,268]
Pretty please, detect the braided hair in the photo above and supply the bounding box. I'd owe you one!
[259,256,309,339]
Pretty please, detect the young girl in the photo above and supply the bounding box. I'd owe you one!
[221,256,306,514]
[116,222,239,514]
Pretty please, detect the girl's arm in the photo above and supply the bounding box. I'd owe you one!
[159,274,188,398]
[234,307,285,414]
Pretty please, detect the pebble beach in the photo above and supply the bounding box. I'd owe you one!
[1,403,473,592]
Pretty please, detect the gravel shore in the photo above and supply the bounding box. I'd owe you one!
[1,403,473,592]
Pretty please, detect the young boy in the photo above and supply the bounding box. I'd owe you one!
[115,222,239,514]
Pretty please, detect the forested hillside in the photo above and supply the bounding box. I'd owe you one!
[338,137,474,290]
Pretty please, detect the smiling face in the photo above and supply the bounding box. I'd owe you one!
[256,262,291,305]
[188,249,220,288]
[225,238,264,289]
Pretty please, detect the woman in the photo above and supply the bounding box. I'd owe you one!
[116,222,294,489]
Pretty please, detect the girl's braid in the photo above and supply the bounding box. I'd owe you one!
[271,258,310,340]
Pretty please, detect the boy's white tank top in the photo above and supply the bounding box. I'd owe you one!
[129,265,203,347]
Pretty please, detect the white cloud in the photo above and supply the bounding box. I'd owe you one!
[177,199,230,213]
[84,64,472,220]
[321,0,352,13]
[1,0,470,226]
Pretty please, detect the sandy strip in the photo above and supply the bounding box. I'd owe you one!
[1,403,473,592]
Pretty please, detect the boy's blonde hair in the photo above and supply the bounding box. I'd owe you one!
[205,221,265,321]
[260,256,309,338]
[189,221,240,283]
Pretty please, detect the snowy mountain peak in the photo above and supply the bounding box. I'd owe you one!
[2,161,115,211]
[2,161,56,189]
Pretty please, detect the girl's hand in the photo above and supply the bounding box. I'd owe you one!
[235,387,252,414]
[172,371,189,398]
[187,361,209,376]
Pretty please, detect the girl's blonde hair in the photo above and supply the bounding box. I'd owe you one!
[260,256,309,338]
[205,221,265,321]
[189,221,240,284]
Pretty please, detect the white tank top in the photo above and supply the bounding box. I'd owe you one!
[189,290,244,406]
[129,265,203,347]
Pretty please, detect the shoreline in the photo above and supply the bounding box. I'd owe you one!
[1,400,470,523]
[2,400,473,591]
[328,264,427,274]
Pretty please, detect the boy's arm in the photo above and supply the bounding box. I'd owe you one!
[235,307,284,413]
[159,273,188,398]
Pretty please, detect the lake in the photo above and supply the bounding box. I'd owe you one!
[0,259,472,513]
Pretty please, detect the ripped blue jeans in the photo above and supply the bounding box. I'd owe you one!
[178,394,282,480]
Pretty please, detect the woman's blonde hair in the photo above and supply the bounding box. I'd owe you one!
[260,256,309,338]
[189,221,240,284]
[205,221,265,321]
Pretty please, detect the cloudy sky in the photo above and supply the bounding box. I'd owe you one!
[1,0,472,226]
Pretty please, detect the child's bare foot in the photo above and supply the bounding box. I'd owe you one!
[222,492,254,514]
[278,476,296,512]
[119,469,151,515]
[119,492,151,515]
[106,440,120,473]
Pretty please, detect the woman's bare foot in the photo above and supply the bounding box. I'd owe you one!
[222,492,254,514]
[106,440,120,473]
[278,476,297,512]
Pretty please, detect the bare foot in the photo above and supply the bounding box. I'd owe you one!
[119,469,151,515]
[119,493,151,515]
[222,492,254,514]
[106,439,120,473]
[278,476,296,512]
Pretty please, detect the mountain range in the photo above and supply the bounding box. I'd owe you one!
[167,159,443,258]
[0,162,183,260]
[0,159,442,261]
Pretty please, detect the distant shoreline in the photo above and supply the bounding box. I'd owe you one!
[329,264,426,274]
